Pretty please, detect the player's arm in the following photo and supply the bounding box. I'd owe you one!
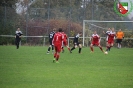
[106,36,108,41]
[90,36,93,42]
[114,34,116,39]
[66,34,68,40]
[116,32,118,38]
[15,33,16,38]
[103,31,105,34]
[19,31,23,38]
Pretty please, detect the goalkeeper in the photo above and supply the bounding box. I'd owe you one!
[116,29,124,49]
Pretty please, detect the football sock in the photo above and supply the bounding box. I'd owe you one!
[48,47,51,51]
[108,47,110,51]
[117,44,119,48]
[119,45,121,48]
[71,47,75,51]
[54,53,57,58]
[79,48,81,53]
[106,46,110,51]
[52,45,54,50]
[99,46,103,52]
[62,47,64,51]
[68,47,70,51]
[56,54,60,61]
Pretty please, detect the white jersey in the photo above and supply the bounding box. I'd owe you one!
[106,31,111,41]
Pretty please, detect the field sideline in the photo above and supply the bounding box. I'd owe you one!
[0,45,133,88]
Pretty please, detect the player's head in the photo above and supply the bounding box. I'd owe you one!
[119,29,122,31]
[53,28,56,32]
[58,28,63,32]
[17,27,20,31]
[108,28,111,31]
[94,31,97,34]
[112,27,115,32]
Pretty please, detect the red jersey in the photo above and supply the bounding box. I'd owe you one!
[52,32,64,46]
[91,34,100,45]
[108,31,115,41]
[107,31,116,44]
[62,32,68,41]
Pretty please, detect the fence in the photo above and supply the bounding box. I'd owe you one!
[0,0,133,46]
[1,35,133,48]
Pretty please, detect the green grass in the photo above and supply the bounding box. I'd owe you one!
[0,45,133,88]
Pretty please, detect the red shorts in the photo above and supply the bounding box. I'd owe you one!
[63,40,68,46]
[54,44,62,53]
[108,40,114,44]
[91,41,99,46]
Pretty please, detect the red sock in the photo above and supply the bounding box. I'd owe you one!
[62,47,64,50]
[106,46,110,51]
[54,53,57,58]
[56,54,60,61]
[68,47,70,51]
[99,46,103,51]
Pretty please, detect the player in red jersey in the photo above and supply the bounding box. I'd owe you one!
[90,31,104,53]
[52,28,64,63]
[61,31,70,53]
[105,28,116,53]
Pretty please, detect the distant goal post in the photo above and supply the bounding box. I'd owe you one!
[82,20,133,46]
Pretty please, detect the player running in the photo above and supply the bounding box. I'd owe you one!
[105,28,116,54]
[90,31,105,53]
[46,28,56,54]
[70,32,82,54]
[61,31,70,53]
[103,28,111,47]
[15,27,23,49]
[52,28,64,63]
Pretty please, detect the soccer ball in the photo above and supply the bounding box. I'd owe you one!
[104,51,108,54]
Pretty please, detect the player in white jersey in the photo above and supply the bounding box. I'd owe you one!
[46,28,56,54]
[15,27,23,49]
[103,28,112,51]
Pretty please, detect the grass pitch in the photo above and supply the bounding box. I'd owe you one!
[0,46,133,88]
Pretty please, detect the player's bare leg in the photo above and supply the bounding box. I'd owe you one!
[66,45,70,51]
[55,52,60,63]
[90,44,94,53]
[98,45,105,53]
[109,43,114,51]
[53,52,57,63]
[70,45,77,53]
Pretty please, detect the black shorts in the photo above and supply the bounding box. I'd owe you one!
[116,39,122,43]
[73,42,80,46]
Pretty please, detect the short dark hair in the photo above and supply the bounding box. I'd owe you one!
[58,28,62,32]
[53,28,56,31]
